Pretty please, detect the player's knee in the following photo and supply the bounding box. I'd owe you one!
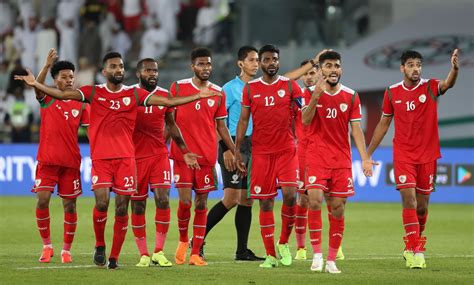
[115,203,129,216]
[156,196,169,209]
[331,202,345,218]
[308,199,322,210]
[195,198,207,210]
[260,200,273,211]
[95,200,109,212]
[416,206,427,216]
[238,197,252,207]
[63,199,76,213]
[132,201,146,215]
[36,199,49,209]
[282,194,296,207]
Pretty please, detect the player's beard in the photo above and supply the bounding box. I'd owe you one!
[140,75,157,92]
[108,74,123,85]
[262,65,279,77]
[196,72,210,81]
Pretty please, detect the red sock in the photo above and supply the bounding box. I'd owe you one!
[259,210,276,257]
[109,215,129,261]
[279,204,295,244]
[418,210,428,236]
[36,208,51,246]
[131,213,149,256]
[63,212,77,251]
[295,204,308,249]
[93,207,107,247]
[191,208,207,255]
[402,208,419,251]
[308,209,322,254]
[328,215,344,261]
[154,208,170,253]
[177,201,191,242]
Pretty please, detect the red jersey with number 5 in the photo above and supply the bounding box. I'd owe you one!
[304,85,362,169]
[78,84,153,160]
[382,78,441,164]
[37,96,90,168]
[169,78,227,166]
[242,76,303,155]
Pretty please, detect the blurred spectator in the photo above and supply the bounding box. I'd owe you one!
[0,1,14,37]
[79,19,102,67]
[80,0,105,25]
[193,0,219,46]
[146,0,179,42]
[14,17,39,74]
[4,89,34,143]
[75,57,96,87]
[39,0,59,23]
[104,0,123,24]
[35,18,58,85]
[2,29,20,69]
[178,0,206,44]
[99,12,119,57]
[56,0,82,65]
[0,61,9,91]
[7,60,28,96]
[139,20,169,60]
[18,0,35,27]
[122,0,145,33]
[111,24,131,60]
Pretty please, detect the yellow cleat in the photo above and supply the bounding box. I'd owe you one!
[152,251,172,267]
[294,248,307,260]
[410,253,426,269]
[136,255,151,267]
[403,250,414,268]
[336,246,345,260]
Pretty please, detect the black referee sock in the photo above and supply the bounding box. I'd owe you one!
[235,204,252,254]
[205,201,230,238]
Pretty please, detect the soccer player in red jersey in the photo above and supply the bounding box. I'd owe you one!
[302,51,375,273]
[368,49,459,269]
[15,51,218,269]
[170,47,236,266]
[235,44,304,268]
[131,58,200,267]
[32,49,90,264]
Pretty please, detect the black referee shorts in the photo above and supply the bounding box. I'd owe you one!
[218,136,251,190]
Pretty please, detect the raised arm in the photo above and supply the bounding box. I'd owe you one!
[146,88,221,107]
[35,48,58,100]
[234,107,250,173]
[351,121,377,177]
[283,49,330,80]
[439,49,460,94]
[302,75,324,125]
[165,111,200,169]
[15,69,83,101]
[216,118,236,172]
[367,115,393,157]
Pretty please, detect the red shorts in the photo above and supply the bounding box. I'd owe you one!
[173,160,217,193]
[394,160,436,194]
[132,154,172,201]
[306,166,354,198]
[249,148,299,200]
[91,158,137,196]
[33,162,82,198]
[297,140,308,194]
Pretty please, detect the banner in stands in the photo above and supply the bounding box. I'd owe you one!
[0,144,473,203]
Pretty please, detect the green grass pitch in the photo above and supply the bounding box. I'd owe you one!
[0,197,473,284]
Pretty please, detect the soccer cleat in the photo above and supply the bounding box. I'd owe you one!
[277,243,292,266]
[175,241,188,265]
[189,254,208,266]
[336,246,345,260]
[295,248,307,260]
[189,238,205,258]
[93,246,107,266]
[325,260,341,274]
[310,253,323,272]
[403,250,414,268]
[39,246,54,263]
[107,258,118,270]
[235,249,265,261]
[151,251,172,267]
[136,255,151,267]
[259,255,278,268]
[410,253,426,269]
[61,250,72,263]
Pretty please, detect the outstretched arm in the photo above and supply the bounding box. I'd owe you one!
[35,48,57,100]
[165,112,200,170]
[367,115,393,157]
[283,49,330,80]
[351,121,377,177]
[146,88,221,107]
[439,49,460,94]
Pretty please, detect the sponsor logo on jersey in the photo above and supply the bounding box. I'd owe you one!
[398,175,407,183]
[277,89,285,98]
[71,109,79,118]
[395,100,402,103]
[253,94,261,98]
[316,104,322,108]
[208,99,215,107]
[308,176,317,184]
[98,97,106,101]
[254,185,261,194]
[340,103,348,112]
[123,97,131,106]
[35,179,41,186]
[174,174,180,183]
[419,94,426,103]
[231,174,240,184]
[92,175,98,184]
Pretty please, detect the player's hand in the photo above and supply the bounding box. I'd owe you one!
[451,49,459,70]
[199,88,221,98]
[223,149,235,172]
[45,48,58,67]
[362,159,379,177]
[312,71,326,100]
[183,152,202,170]
[234,151,247,177]
[14,69,37,86]
[313,49,332,65]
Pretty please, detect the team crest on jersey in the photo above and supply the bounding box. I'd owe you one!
[297,181,304,189]
[277,89,285,98]
[308,176,317,184]
[419,94,427,103]
[340,103,348,112]
[174,175,180,183]
[35,179,41,186]
[92,175,98,184]
[158,106,164,110]
[123,97,131,106]
[254,186,261,194]
[207,99,215,107]
[398,175,407,183]
[71,109,79,118]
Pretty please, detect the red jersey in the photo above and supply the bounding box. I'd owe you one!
[242,76,303,155]
[132,84,173,159]
[294,86,312,144]
[382,78,441,163]
[37,96,90,169]
[304,84,362,169]
[169,78,227,166]
[78,84,153,160]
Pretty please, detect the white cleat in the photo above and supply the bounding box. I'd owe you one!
[325,260,341,274]
[310,253,323,272]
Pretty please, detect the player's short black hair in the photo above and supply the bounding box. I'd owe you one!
[258,44,279,59]
[400,50,423,65]
[237,45,258,61]
[136,58,158,70]
[191,47,212,62]
[102,51,122,66]
[50,61,75,79]
[319,51,341,65]
[300,59,310,67]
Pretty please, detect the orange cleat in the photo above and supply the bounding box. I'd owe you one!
[61,250,72,263]
[189,254,208,266]
[39,247,54,263]
[175,242,189,265]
